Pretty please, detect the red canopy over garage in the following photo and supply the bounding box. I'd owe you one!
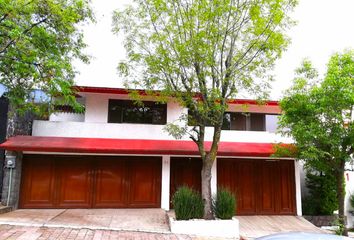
[0,135,293,157]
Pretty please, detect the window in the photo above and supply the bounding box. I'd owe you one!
[108,99,167,125]
[249,113,265,131]
[188,111,266,131]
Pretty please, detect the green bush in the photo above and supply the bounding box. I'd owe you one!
[213,188,236,219]
[302,169,338,215]
[172,186,204,220]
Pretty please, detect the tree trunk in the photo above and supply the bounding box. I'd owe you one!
[201,159,213,219]
[200,125,222,220]
[336,160,347,236]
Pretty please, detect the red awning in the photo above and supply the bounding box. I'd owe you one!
[0,136,291,157]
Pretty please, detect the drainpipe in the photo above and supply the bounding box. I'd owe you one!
[6,168,12,206]
[5,155,16,206]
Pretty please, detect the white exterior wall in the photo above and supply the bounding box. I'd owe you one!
[294,160,302,216]
[34,93,292,143]
[85,94,109,123]
[49,113,85,122]
[161,155,171,210]
[32,120,292,143]
[345,171,354,228]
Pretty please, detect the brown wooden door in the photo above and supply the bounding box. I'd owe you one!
[56,157,93,208]
[236,160,257,214]
[170,157,202,206]
[128,158,161,207]
[20,155,162,209]
[217,159,296,215]
[93,157,127,208]
[257,160,277,214]
[277,160,296,214]
[217,159,256,215]
[20,156,56,208]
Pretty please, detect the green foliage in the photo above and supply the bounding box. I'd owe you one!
[279,51,354,172]
[113,0,298,134]
[333,217,346,236]
[279,50,354,234]
[213,188,236,219]
[172,186,204,220]
[0,0,94,115]
[114,0,297,219]
[302,169,338,216]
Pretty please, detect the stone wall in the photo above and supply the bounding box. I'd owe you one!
[1,152,22,209]
[304,215,345,227]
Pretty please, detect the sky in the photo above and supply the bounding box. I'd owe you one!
[74,0,354,100]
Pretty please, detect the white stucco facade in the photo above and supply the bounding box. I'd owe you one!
[35,91,302,215]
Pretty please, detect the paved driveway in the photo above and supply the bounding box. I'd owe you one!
[0,209,169,233]
[0,225,193,240]
[238,216,327,239]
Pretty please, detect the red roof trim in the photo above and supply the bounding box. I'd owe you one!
[75,86,279,106]
[0,136,291,157]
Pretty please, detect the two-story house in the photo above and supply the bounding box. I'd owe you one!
[0,86,302,216]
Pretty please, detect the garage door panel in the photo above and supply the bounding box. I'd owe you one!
[20,156,56,208]
[236,161,256,215]
[170,158,202,206]
[20,155,161,209]
[128,158,161,207]
[93,158,127,207]
[57,159,93,208]
[217,158,296,215]
[257,161,277,214]
[277,161,296,214]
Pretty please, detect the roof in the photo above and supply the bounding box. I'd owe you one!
[0,136,291,157]
[75,86,280,106]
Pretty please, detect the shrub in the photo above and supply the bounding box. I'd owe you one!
[213,188,236,219]
[172,186,204,220]
[302,169,338,215]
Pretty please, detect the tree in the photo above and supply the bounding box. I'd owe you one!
[113,0,297,219]
[0,0,93,136]
[279,51,354,235]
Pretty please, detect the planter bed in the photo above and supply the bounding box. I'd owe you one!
[167,211,239,238]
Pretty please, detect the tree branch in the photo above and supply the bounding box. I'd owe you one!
[0,17,48,54]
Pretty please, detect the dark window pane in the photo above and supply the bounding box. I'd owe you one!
[108,100,123,123]
[222,113,231,130]
[108,99,166,124]
[230,113,247,130]
[250,113,265,131]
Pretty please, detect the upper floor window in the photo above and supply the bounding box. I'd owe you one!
[108,99,167,125]
[222,112,265,131]
[189,111,278,131]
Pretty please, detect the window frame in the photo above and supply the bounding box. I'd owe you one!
[107,99,167,125]
[187,110,267,131]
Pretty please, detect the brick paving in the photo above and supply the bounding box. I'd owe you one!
[0,225,194,240]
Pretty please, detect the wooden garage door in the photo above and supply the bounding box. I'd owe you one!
[170,157,202,207]
[20,155,161,208]
[217,159,296,215]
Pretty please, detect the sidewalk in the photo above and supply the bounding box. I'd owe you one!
[0,225,193,240]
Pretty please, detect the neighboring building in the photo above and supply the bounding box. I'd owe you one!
[0,86,300,215]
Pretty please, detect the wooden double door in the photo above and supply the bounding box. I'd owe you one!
[20,155,161,208]
[218,159,296,215]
